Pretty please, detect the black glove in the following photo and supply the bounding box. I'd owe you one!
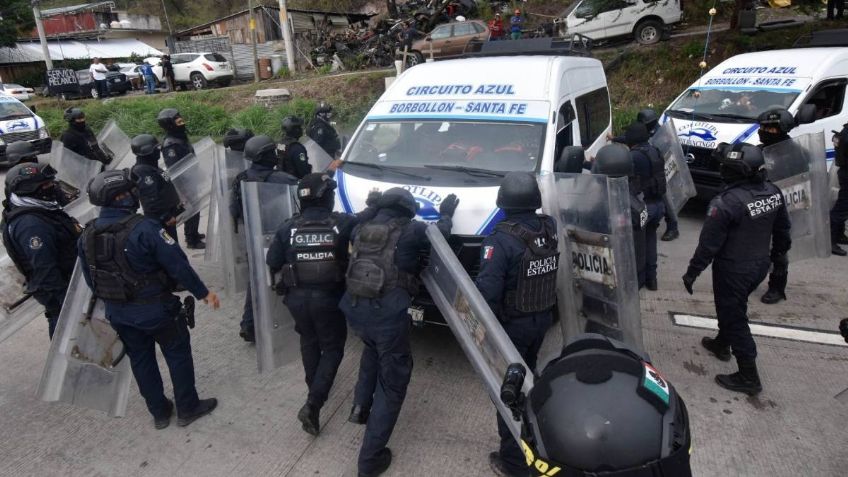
[840,318,848,344]
[366,190,382,207]
[440,193,459,218]
[682,273,696,295]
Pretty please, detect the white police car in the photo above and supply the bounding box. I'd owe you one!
[0,94,51,167]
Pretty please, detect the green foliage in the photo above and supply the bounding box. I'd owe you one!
[0,0,34,48]
[231,98,317,138]
[276,66,292,79]
[317,64,333,75]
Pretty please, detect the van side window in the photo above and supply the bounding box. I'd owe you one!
[576,0,631,18]
[575,87,611,146]
[555,102,576,160]
[803,79,847,121]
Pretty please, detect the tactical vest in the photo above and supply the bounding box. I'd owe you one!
[162,136,192,167]
[86,134,110,164]
[229,169,274,222]
[635,144,667,200]
[346,217,418,298]
[835,124,848,168]
[81,214,172,303]
[630,191,648,230]
[716,182,785,263]
[1,206,81,281]
[281,215,344,288]
[496,217,560,315]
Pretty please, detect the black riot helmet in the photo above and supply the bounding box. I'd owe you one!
[757,108,795,134]
[636,108,659,134]
[496,172,541,211]
[282,116,304,139]
[716,142,766,182]
[520,334,692,477]
[297,173,337,209]
[315,102,333,121]
[5,162,57,198]
[555,146,586,174]
[624,122,650,147]
[243,135,278,167]
[223,128,254,152]
[592,143,633,178]
[5,141,38,166]
[131,134,160,158]
[87,169,138,208]
[156,108,185,132]
[378,187,418,218]
[64,107,85,123]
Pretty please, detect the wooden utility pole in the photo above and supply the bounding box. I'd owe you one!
[278,0,296,72]
[31,0,53,69]
[249,0,259,82]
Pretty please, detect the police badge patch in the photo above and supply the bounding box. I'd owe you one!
[482,245,494,260]
[298,153,307,162]
[167,149,177,159]
[159,229,176,245]
[144,175,154,186]
[29,236,43,250]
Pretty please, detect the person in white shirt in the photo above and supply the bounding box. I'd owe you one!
[89,58,109,99]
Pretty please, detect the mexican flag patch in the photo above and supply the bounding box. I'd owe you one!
[642,363,670,405]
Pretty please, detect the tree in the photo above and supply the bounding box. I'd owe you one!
[0,0,35,48]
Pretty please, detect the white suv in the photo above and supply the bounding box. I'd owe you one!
[147,52,234,90]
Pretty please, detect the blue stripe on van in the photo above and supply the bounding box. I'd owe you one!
[336,170,354,214]
[476,208,505,235]
[731,124,760,144]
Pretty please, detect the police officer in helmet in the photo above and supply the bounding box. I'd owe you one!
[4,141,39,167]
[157,108,204,249]
[60,107,112,166]
[342,187,458,476]
[223,127,254,153]
[78,169,221,429]
[756,108,798,304]
[279,116,311,179]
[475,172,557,477]
[1,163,80,339]
[232,135,298,342]
[830,120,848,256]
[683,143,791,395]
[130,134,183,241]
[307,102,342,158]
[266,173,380,436]
[517,334,692,476]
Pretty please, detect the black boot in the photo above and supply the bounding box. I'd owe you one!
[645,278,658,291]
[358,448,392,477]
[716,359,762,395]
[298,402,320,436]
[833,244,847,256]
[239,327,255,343]
[760,288,786,304]
[348,404,370,424]
[154,398,174,430]
[177,398,218,427]
[701,336,731,361]
[837,234,848,245]
[661,229,679,241]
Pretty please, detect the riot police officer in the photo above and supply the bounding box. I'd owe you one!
[830,121,848,256]
[279,116,311,179]
[223,127,254,153]
[59,108,111,166]
[307,102,342,158]
[626,122,665,291]
[683,143,791,395]
[593,143,648,288]
[78,169,221,429]
[231,135,298,342]
[4,141,39,166]
[1,163,80,339]
[158,108,204,249]
[130,134,183,241]
[515,334,692,477]
[474,172,557,477]
[757,108,799,304]
[341,187,458,477]
[266,173,379,436]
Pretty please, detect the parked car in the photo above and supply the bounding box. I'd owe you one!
[0,83,33,102]
[554,0,682,46]
[409,20,490,66]
[118,63,144,89]
[147,52,234,90]
[75,69,132,99]
[0,95,51,166]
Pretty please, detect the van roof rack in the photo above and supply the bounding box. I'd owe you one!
[461,35,593,59]
[793,29,848,48]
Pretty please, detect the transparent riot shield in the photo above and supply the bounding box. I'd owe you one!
[48,142,102,202]
[421,225,533,443]
[763,132,830,261]
[830,164,841,208]
[303,138,335,172]
[550,173,643,350]
[651,120,696,214]
[167,137,216,226]
[242,181,300,372]
[204,181,221,262]
[96,120,133,171]
[209,149,250,296]
[37,261,132,417]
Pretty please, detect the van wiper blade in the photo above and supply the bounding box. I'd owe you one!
[710,112,756,122]
[424,165,506,177]
[343,161,432,181]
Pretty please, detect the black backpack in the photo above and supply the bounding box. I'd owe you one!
[346,217,418,298]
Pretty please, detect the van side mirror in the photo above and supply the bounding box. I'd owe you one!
[555,146,586,173]
[795,104,817,125]
[425,36,432,42]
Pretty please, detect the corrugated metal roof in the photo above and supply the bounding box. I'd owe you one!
[175,6,373,36]
[42,2,116,18]
[0,39,162,65]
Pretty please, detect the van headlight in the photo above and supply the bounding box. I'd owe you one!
[38,127,49,139]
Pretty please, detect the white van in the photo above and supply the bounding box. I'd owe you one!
[662,45,848,199]
[336,42,610,268]
[0,94,51,167]
[555,0,682,45]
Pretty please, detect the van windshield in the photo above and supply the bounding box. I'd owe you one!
[346,120,546,173]
[0,99,31,120]
[667,87,800,122]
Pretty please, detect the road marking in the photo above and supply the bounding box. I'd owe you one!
[671,313,848,348]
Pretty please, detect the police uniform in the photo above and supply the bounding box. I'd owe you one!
[1,198,79,338]
[340,189,456,476]
[60,125,111,166]
[476,211,557,477]
[278,138,312,179]
[161,132,202,247]
[307,117,341,158]
[133,162,182,238]
[830,123,848,255]
[628,125,666,291]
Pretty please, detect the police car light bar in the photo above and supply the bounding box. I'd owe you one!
[461,35,593,59]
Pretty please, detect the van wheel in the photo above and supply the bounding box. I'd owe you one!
[635,19,663,45]
[407,52,424,68]
[191,73,207,90]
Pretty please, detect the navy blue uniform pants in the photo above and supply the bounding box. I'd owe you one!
[344,295,413,475]
[498,313,552,475]
[285,289,347,407]
[663,194,678,232]
[830,168,848,241]
[645,200,666,283]
[633,226,646,288]
[184,213,201,244]
[241,281,253,332]
[111,318,200,419]
[33,290,64,339]
[712,260,770,360]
